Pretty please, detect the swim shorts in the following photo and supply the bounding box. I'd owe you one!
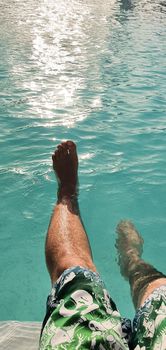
[40,266,166,350]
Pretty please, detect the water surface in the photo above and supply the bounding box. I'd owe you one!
[0,0,166,321]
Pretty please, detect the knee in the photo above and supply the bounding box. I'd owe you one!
[55,256,97,280]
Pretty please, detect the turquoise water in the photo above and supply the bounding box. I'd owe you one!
[0,0,166,322]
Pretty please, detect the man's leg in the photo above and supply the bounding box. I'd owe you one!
[45,140,96,284]
[116,220,166,308]
[41,146,131,349]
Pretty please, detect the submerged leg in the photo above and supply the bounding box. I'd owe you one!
[116,220,166,308]
[45,140,96,284]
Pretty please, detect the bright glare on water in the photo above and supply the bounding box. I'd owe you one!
[0,0,166,321]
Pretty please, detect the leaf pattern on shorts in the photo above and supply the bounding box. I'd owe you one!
[40,267,130,350]
[132,286,166,350]
[40,268,166,350]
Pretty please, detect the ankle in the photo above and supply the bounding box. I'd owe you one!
[57,190,79,214]
[58,185,78,199]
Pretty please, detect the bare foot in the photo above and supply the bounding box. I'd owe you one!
[116,220,144,280]
[52,141,78,199]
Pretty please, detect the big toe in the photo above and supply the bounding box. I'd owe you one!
[66,140,77,152]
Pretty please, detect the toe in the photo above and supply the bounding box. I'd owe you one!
[57,145,65,159]
[61,142,68,149]
[66,141,77,159]
[52,153,57,169]
[52,150,58,160]
[66,140,76,151]
[57,144,63,151]
[61,142,69,156]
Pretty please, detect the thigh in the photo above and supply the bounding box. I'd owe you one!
[40,266,131,349]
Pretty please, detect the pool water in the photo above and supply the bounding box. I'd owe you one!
[0,0,166,322]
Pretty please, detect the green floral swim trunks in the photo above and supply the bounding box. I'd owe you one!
[40,267,166,350]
